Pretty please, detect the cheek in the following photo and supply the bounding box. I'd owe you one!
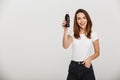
[85,19,87,23]
[77,20,81,23]
[77,20,79,22]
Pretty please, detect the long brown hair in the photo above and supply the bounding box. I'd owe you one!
[73,9,92,39]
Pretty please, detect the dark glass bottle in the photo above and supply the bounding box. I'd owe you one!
[65,14,70,27]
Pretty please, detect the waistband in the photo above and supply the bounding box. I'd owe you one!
[71,60,85,64]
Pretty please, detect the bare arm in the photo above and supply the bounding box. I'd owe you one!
[63,31,72,49]
[85,39,100,68]
[90,39,100,60]
[62,20,73,49]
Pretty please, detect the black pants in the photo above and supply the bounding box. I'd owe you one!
[67,61,95,80]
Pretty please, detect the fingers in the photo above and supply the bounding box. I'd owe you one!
[84,61,91,68]
[82,61,85,64]
[62,20,66,27]
[62,20,68,32]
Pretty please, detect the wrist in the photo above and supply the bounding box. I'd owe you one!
[85,57,92,62]
[64,30,68,34]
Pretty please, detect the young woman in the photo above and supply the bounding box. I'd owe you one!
[62,9,100,80]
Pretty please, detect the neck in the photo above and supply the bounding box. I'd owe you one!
[80,28,86,34]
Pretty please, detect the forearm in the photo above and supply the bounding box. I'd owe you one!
[89,52,100,61]
[63,31,68,48]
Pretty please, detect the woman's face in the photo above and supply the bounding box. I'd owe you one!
[76,12,87,29]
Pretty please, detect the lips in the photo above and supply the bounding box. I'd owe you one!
[80,23,85,26]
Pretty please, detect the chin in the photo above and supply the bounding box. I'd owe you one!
[80,26,86,29]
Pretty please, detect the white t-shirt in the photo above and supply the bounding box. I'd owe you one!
[71,31,99,61]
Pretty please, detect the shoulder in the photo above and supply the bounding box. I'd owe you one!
[91,31,98,36]
[91,31,99,42]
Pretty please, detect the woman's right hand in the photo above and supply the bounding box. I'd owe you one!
[62,20,68,32]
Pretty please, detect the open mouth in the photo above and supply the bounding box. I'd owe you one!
[80,23,85,26]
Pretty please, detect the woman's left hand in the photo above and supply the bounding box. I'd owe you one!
[84,57,91,68]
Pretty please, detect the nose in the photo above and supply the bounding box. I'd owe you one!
[80,19,84,23]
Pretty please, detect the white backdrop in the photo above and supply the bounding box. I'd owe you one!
[0,0,120,80]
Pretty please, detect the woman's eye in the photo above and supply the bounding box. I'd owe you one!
[77,17,81,20]
[83,17,86,19]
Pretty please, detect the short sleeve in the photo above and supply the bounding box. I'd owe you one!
[91,31,99,42]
